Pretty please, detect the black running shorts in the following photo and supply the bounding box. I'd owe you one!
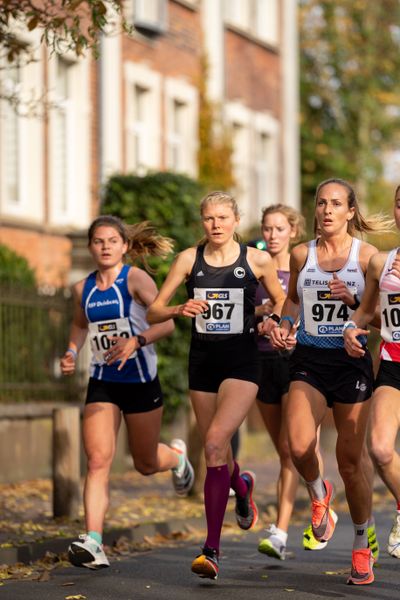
[85,376,163,413]
[289,344,373,408]
[257,351,290,404]
[374,359,400,391]
[188,335,259,393]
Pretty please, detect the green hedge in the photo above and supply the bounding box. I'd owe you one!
[102,172,204,421]
[0,244,35,287]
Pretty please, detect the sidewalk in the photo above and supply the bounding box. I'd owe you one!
[0,430,392,567]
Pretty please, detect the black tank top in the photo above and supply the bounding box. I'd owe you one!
[185,244,258,342]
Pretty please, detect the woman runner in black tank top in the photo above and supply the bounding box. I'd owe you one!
[148,191,285,580]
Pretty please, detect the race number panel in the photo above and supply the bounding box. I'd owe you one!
[303,287,356,336]
[88,317,135,363]
[194,287,244,334]
[380,291,400,342]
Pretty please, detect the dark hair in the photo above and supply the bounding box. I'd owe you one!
[315,178,393,235]
[88,215,173,272]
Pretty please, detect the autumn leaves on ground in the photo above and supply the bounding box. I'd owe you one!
[0,457,394,585]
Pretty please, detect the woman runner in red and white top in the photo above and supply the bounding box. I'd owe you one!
[344,184,400,560]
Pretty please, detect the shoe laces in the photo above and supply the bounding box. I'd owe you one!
[352,548,371,574]
[265,524,278,536]
[311,498,328,526]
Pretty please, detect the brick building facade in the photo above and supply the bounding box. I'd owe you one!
[0,0,299,289]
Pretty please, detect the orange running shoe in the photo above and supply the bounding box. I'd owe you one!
[311,480,336,542]
[347,548,374,585]
[191,547,219,580]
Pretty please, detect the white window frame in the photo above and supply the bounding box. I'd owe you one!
[124,62,162,173]
[0,41,44,222]
[255,0,279,46]
[223,0,279,47]
[224,101,252,228]
[133,0,167,33]
[164,77,198,176]
[47,53,91,227]
[254,112,280,214]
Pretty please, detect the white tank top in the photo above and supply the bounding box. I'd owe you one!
[296,238,365,349]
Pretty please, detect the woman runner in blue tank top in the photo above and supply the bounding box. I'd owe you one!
[268,179,392,585]
[148,191,285,580]
[60,216,194,570]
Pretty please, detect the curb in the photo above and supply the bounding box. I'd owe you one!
[0,515,208,566]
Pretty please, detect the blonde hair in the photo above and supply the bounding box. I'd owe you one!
[261,203,306,244]
[199,190,241,244]
[315,178,394,235]
[88,216,173,272]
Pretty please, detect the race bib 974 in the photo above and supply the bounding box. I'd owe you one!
[303,287,356,336]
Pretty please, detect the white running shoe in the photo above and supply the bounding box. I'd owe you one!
[258,525,286,560]
[68,534,110,569]
[387,512,400,558]
[170,438,195,496]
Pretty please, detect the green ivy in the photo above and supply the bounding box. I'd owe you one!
[102,172,205,422]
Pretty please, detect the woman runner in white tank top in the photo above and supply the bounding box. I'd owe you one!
[268,178,392,585]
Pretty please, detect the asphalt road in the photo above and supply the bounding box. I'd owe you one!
[2,509,399,600]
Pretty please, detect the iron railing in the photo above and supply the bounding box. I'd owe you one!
[0,284,86,402]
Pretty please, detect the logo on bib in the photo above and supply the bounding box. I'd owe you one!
[98,322,117,332]
[234,267,245,278]
[393,331,400,341]
[206,323,230,332]
[388,294,400,305]
[206,291,229,300]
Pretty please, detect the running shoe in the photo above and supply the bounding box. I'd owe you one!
[311,479,336,542]
[258,525,286,560]
[367,520,379,562]
[235,471,258,530]
[303,509,337,550]
[347,547,374,585]
[68,534,110,569]
[191,546,219,580]
[170,438,195,497]
[387,512,400,558]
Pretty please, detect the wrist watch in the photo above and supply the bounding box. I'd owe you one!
[136,334,147,347]
[267,313,281,324]
[349,294,360,310]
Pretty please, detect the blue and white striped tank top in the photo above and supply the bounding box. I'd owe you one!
[296,238,365,349]
[81,264,157,382]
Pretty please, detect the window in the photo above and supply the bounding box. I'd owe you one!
[48,52,91,227]
[53,58,69,215]
[133,0,167,34]
[224,0,279,46]
[167,100,185,171]
[255,0,278,46]
[164,77,198,177]
[130,84,147,171]
[224,0,251,30]
[125,62,162,173]
[255,132,270,210]
[2,66,20,205]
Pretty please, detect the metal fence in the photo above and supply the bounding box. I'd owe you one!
[0,284,85,402]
